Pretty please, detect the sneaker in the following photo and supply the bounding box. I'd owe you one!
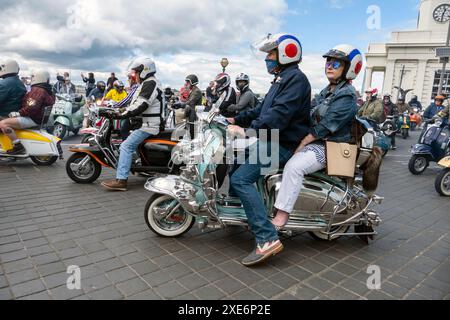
[391,146,397,150]
[241,240,283,267]
[101,179,128,191]
[6,142,26,155]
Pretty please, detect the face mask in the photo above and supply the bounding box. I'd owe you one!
[265,59,279,75]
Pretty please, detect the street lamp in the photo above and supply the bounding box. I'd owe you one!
[220,58,229,73]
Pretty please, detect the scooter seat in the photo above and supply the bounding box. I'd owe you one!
[153,129,174,140]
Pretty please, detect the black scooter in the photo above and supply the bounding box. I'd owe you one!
[65,108,183,184]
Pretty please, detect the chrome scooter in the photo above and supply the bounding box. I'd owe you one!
[143,106,383,243]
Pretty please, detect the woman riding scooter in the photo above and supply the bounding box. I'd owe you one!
[272,44,370,229]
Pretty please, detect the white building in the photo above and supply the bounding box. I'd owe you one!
[365,0,449,105]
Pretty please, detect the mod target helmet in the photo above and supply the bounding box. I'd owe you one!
[258,33,302,65]
[323,44,363,81]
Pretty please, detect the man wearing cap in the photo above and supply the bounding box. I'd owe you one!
[358,88,384,123]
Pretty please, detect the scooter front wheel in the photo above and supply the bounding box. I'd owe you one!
[30,156,58,166]
[435,169,450,197]
[66,153,102,184]
[145,193,195,238]
[408,155,429,175]
[53,124,67,139]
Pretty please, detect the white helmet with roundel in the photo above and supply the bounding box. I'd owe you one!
[323,44,364,80]
[258,33,302,66]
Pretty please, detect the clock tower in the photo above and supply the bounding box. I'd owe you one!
[418,0,450,32]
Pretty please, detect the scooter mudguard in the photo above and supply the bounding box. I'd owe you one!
[54,116,71,127]
[68,144,110,167]
[438,156,450,168]
[145,175,205,214]
[411,144,433,156]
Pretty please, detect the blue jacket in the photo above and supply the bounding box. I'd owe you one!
[0,75,27,117]
[311,81,357,143]
[235,65,311,150]
[423,103,444,120]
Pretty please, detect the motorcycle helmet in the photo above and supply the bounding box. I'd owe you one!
[185,74,199,87]
[128,57,156,80]
[323,44,363,81]
[258,33,302,66]
[0,59,20,78]
[97,81,106,90]
[235,73,250,92]
[114,80,125,88]
[214,73,231,94]
[30,70,50,85]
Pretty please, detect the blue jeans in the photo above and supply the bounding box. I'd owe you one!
[117,129,152,180]
[229,141,293,245]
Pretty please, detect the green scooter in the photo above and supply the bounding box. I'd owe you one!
[47,94,85,139]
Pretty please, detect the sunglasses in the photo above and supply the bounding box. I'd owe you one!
[325,59,342,70]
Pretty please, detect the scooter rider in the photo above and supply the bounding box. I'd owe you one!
[0,59,27,120]
[213,73,237,118]
[226,33,311,266]
[88,81,106,101]
[272,44,363,231]
[101,57,165,191]
[424,95,445,120]
[408,95,423,112]
[383,93,398,150]
[0,70,55,155]
[358,88,384,124]
[226,73,257,116]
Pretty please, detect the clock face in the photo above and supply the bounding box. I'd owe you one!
[433,4,450,23]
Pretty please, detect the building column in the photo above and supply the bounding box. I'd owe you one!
[415,59,427,101]
[364,67,374,90]
[383,60,395,95]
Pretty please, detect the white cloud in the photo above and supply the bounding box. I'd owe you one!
[1,0,366,94]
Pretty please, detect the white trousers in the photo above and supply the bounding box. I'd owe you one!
[274,150,325,214]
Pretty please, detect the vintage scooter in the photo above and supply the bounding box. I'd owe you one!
[409,118,450,175]
[66,108,185,184]
[47,94,85,139]
[397,111,411,139]
[409,108,422,131]
[0,107,63,165]
[435,156,450,197]
[143,106,383,243]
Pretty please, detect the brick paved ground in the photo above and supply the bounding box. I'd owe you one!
[0,130,449,300]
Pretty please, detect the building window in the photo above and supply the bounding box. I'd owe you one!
[432,70,450,98]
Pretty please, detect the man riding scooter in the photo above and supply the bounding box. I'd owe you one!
[101,57,165,191]
[0,70,55,155]
[226,33,312,266]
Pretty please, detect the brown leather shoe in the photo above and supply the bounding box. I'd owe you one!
[101,179,128,191]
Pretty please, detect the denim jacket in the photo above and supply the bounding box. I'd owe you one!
[311,81,357,143]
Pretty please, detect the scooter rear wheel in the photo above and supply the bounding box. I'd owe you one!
[145,193,195,238]
[30,156,58,166]
[66,153,102,184]
[435,169,450,197]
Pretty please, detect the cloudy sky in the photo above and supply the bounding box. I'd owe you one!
[1,0,421,93]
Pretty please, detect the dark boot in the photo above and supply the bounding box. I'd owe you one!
[7,142,26,155]
[101,179,128,191]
